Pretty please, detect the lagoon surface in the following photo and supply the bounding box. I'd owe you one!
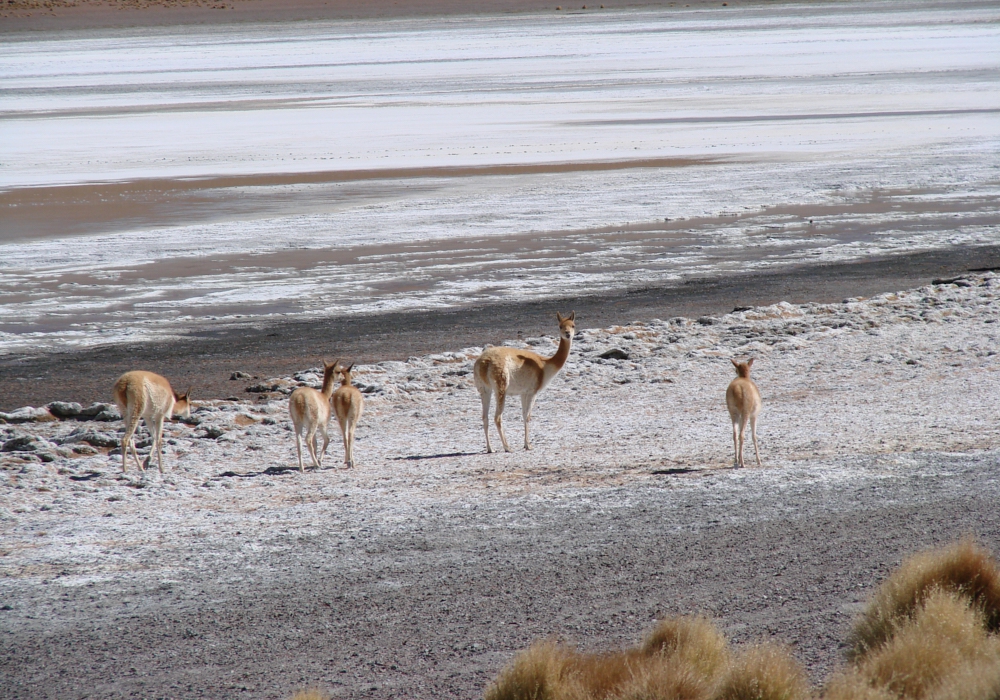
[1,0,998,353]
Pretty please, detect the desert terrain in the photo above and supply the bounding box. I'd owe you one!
[2,271,1000,698]
[2,0,999,697]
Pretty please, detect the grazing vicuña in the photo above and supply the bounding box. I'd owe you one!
[112,370,191,474]
[474,311,575,453]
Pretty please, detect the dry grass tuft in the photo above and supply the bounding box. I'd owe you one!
[714,644,810,700]
[486,616,812,700]
[484,640,582,700]
[486,616,735,700]
[848,538,1000,659]
[289,690,329,700]
[828,589,1000,700]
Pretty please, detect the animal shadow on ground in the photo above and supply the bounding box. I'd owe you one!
[391,451,482,461]
[217,466,303,478]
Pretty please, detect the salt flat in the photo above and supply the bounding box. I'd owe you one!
[1,0,998,353]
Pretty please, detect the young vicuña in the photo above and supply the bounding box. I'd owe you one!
[474,311,575,453]
[112,370,191,474]
[332,362,364,468]
[288,359,338,472]
[726,357,762,467]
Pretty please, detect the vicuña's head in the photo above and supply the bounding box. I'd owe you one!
[556,311,576,340]
[173,387,192,418]
[337,361,355,383]
[731,357,754,378]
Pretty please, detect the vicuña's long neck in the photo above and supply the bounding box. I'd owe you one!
[545,334,572,372]
[321,369,338,397]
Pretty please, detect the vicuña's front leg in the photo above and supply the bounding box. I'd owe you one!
[521,394,536,450]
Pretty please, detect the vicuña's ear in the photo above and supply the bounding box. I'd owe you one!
[556,312,564,323]
[747,357,755,368]
[346,363,355,372]
[185,386,192,400]
[731,358,740,368]
[328,358,340,371]
[568,311,575,321]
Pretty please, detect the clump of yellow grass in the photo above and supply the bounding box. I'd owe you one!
[846,538,1000,660]
[827,590,1000,700]
[484,615,808,700]
[288,689,329,700]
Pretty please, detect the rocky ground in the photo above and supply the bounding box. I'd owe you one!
[1,272,999,698]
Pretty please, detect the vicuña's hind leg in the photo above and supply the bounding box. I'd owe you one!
[345,421,356,468]
[731,419,740,467]
[478,387,493,453]
[121,409,143,473]
[737,416,748,468]
[494,387,512,453]
[749,414,762,467]
[304,427,321,469]
[294,429,306,473]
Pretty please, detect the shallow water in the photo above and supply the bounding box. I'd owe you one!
[1,1,998,353]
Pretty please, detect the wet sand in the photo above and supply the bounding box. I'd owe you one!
[2,243,998,411]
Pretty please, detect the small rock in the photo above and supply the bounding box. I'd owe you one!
[230,371,253,380]
[46,402,83,419]
[599,348,630,360]
[696,317,717,326]
[2,435,41,452]
[202,425,227,439]
[0,406,58,424]
[61,428,120,448]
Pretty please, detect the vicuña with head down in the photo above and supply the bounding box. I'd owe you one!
[474,311,575,453]
[112,370,191,474]
[288,359,338,472]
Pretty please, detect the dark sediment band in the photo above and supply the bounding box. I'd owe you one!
[1,243,998,410]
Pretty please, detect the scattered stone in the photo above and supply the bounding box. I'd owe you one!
[3,435,42,452]
[61,428,120,449]
[230,371,253,380]
[697,317,717,326]
[77,403,120,422]
[599,348,630,360]
[0,406,58,423]
[46,402,83,419]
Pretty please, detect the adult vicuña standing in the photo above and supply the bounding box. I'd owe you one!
[332,362,364,468]
[726,357,762,467]
[288,359,338,472]
[112,371,191,474]
[474,311,575,452]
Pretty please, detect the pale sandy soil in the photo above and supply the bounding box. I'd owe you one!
[1,273,999,698]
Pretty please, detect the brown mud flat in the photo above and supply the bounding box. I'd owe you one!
[0,0,746,32]
[2,244,998,411]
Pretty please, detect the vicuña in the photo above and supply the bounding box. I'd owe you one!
[288,359,338,472]
[474,311,575,453]
[726,357,762,467]
[112,371,191,474]
[332,362,364,468]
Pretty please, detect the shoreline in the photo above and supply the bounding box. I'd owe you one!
[2,243,997,411]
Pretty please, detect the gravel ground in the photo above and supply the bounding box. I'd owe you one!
[2,272,1000,698]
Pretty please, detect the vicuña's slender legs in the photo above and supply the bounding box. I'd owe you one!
[473,312,575,453]
[112,371,191,474]
[726,358,763,467]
